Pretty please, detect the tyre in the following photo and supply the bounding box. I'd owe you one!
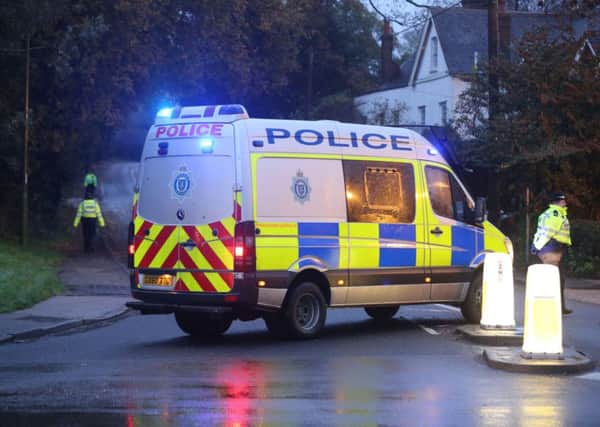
[174,311,233,337]
[364,305,399,321]
[461,271,483,324]
[284,282,327,339]
[263,311,290,339]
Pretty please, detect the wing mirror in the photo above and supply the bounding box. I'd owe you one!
[454,200,465,222]
[474,197,487,224]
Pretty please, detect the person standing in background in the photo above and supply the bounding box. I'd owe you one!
[73,188,105,253]
[531,192,573,314]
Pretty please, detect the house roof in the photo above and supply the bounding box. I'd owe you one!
[429,7,561,76]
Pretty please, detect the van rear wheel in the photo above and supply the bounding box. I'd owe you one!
[175,311,233,337]
[284,282,326,339]
[461,272,483,324]
[364,306,399,321]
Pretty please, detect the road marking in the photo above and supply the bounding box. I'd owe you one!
[577,372,600,381]
[400,316,440,335]
[417,324,440,335]
[434,304,461,313]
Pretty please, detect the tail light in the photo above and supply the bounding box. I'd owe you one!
[128,222,134,268]
[234,221,256,272]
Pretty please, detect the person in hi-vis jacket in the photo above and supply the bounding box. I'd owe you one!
[73,189,105,253]
[531,192,572,314]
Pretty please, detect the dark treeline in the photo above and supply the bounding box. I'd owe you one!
[0,0,381,238]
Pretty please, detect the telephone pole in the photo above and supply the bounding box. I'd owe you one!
[22,33,31,246]
[486,0,502,222]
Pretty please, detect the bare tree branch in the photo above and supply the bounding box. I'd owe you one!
[403,0,432,8]
[368,0,407,26]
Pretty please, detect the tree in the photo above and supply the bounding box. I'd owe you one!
[0,1,384,239]
[453,16,600,218]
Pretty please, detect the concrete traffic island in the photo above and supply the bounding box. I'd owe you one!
[483,264,595,375]
[457,324,523,346]
[483,347,595,374]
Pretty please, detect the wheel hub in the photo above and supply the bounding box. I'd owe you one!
[296,294,319,330]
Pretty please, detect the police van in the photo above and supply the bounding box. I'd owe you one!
[127,104,513,339]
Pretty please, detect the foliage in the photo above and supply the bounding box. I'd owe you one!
[454,24,600,169]
[0,0,382,239]
[0,240,63,312]
[564,220,600,278]
[453,11,600,222]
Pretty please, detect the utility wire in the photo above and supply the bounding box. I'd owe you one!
[368,0,465,36]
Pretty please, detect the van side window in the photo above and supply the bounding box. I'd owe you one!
[425,165,473,222]
[343,160,415,224]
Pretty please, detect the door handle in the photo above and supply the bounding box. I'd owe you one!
[430,227,443,235]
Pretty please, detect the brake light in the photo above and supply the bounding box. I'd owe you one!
[128,222,134,268]
[234,221,256,272]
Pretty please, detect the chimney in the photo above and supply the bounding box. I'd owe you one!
[381,19,394,84]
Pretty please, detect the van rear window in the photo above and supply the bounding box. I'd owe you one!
[138,155,234,225]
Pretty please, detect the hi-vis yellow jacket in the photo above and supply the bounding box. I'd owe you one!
[73,199,105,227]
[533,204,571,251]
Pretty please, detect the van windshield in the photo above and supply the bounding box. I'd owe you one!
[138,155,234,225]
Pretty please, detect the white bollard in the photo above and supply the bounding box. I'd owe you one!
[521,264,563,359]
[480,252,516,329]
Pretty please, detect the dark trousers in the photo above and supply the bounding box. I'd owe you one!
[538,250,567,309]
[82,217,97,253]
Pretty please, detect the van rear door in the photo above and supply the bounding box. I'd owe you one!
[135,123,237,293]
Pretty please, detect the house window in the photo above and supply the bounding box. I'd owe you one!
[418,106,426,125]
[431,36,438,72]
[439,101,448,125]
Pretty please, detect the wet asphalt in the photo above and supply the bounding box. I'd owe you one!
[1,298,600,427]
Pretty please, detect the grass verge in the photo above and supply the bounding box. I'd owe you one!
[0,240,64,313]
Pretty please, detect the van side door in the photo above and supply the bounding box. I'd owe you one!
[422,163,481,301]
[343,159,428,305]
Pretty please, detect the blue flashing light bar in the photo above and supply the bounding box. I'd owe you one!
[156,107,173,118]
[218,104,245,115]
[199,138,214,153]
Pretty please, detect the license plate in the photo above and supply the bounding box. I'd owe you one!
[142,274,174,287]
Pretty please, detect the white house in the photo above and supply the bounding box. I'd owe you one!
[355,4,595,127]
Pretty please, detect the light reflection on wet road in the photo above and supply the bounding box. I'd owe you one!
[1,304,600,426]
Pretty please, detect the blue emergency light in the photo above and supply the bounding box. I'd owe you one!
[199,138,214,153]
[156,107,173,118]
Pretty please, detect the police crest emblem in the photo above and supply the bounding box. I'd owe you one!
[171,165,193,202]
[291,169,311,204]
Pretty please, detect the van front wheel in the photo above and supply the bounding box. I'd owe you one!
[285,282,327,339]
[175,312,233,337]
[461,272,483,324]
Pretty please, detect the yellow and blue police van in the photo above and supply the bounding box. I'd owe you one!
[126,104,513,339]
